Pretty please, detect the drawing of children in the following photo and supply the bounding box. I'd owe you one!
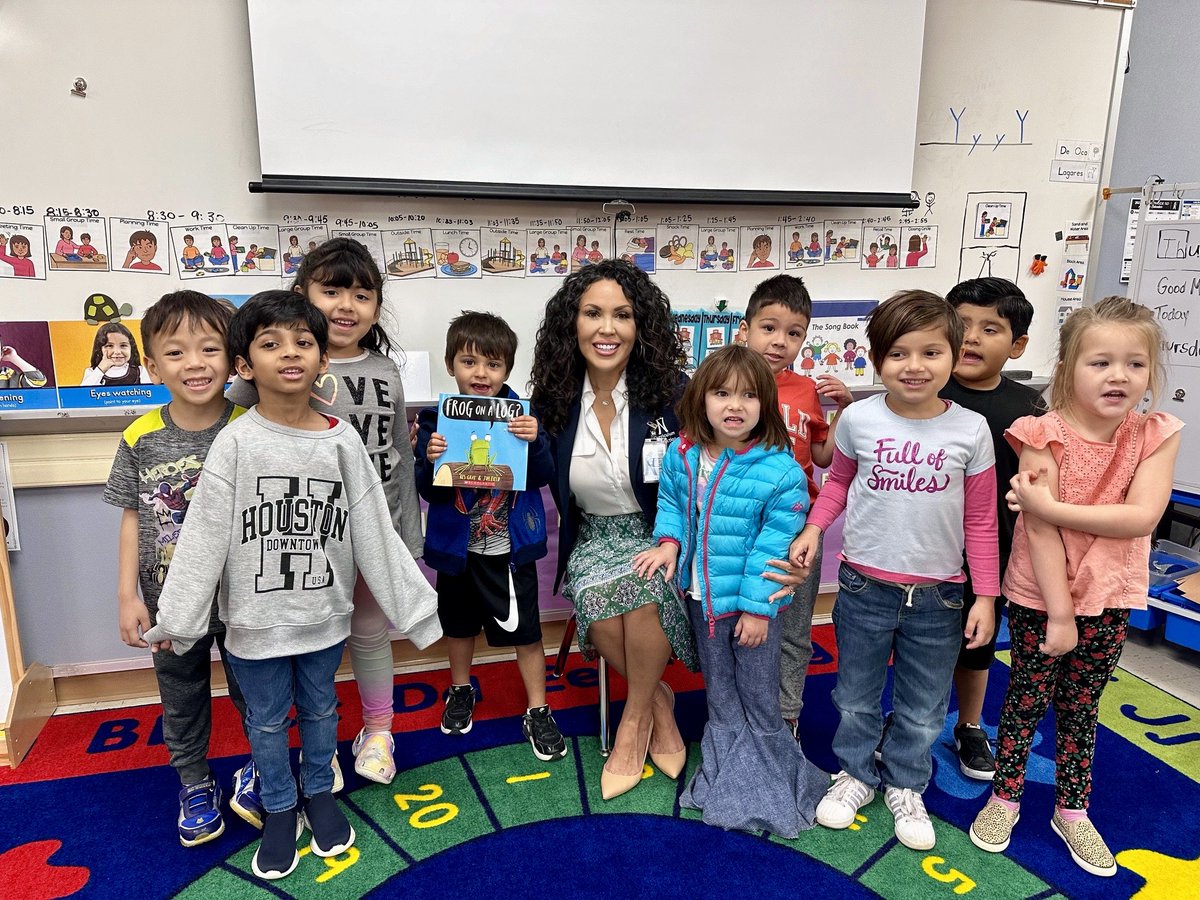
[207,235,229,265]
[746,233,774,268]
[986,217,998,237]
[180,234,203,269]
[843,338,857,372]
[55,226,80,260]
[242,244,258,270]
[807,231,822,258]
[551,244,567,273]
[866,242,881,268]
[980,212,989,238]
[824,228,834,261]
[885,244,899,268]
[799,345,815,373]
[788,231,803,262]
[229,234,241,270]
[700,235,718,269]
[530,238,548,272]
[853,345,868,377]
[77,233,99,259]
[823,343,840,368]
[720,241,735,270]
[123,230,161,271]
[588,240,603,264]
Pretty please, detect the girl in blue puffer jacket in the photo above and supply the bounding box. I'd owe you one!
[633,345,827,837]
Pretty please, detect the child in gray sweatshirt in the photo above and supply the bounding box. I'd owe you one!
[146,291,440,882]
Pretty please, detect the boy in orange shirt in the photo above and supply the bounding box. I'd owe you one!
[737,274,853,737]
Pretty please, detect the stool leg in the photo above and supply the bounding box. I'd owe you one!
[551,616,577,679]
[598,656,611,756]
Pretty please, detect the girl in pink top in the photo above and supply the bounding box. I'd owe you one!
[970,297,1182,878]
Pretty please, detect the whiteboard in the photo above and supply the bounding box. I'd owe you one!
[246,0,925,201]
[1129,217,1200,493]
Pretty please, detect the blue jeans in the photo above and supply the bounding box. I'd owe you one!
[831,563,962,792]
[227,641,346,813]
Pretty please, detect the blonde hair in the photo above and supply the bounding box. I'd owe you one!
[1049,296,1166,411]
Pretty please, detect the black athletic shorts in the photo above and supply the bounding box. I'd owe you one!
[436,552,542,647]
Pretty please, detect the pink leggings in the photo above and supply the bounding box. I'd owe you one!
[349,575,396,734]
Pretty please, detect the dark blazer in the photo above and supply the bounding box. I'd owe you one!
[541,373,687,591]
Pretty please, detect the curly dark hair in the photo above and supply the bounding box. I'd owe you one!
[530,258,684,434]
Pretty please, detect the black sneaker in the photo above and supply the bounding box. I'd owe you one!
[251,806,303,881]
[441,684,476,735]
[954,722,996,780]
[522,706,567,761]
[304,791,355,858]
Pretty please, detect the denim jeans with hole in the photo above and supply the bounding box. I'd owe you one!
[226,640,346,813]
[831,563,963,793]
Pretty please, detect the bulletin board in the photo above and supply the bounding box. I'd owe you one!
[0,0,1128,413]
[1,0,1129,671]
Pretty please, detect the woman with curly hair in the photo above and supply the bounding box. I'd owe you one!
[531,259,695,800]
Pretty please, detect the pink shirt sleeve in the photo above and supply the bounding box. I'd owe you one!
[808,446,855,531]
[963,467,1000,595]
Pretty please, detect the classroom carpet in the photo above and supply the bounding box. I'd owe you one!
[0,622,1197,900]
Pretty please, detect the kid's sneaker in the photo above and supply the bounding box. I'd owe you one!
[522,706,567,761]
[351,728,397,784]
[304,791,356,858]
[441,684,476,735]
[178,778,225,847]
[230,760,266,829]
[954,722,997,780]
[885,786,936,850]
[297,751,345,793]
[251,805,304,881]
[816,771,875,829]
[970,798,1020,853]
[1051,812,1117,877]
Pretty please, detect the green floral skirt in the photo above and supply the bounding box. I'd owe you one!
[562,512,698,671]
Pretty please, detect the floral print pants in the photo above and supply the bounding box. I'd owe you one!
[993,604,1128,810]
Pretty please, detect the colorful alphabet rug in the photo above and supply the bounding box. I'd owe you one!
[0,623,1197,899]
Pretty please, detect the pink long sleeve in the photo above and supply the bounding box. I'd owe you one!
[963,466,1000,595]
[807,446,855,532]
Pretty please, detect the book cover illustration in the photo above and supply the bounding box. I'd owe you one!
[433,393,529,491]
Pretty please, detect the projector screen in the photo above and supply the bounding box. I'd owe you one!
[247,0,926,204]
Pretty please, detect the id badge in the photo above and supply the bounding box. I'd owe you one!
[642,439,667,483]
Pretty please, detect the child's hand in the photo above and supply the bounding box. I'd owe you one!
[426,432,447,463]
[118,596,151,648]
[788,526,820,569]
[1041,618,1078,657]
[963,596,996,650]
[0,345,22,367]
[815,375,853,409]
[1008,468,1053,515]
[735,613,768,648]
[150,638,172,653]
[508,414,539,443]
[632,542,678,582]
[408,418,420,452]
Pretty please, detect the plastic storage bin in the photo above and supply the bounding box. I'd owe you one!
[1148,539,1200,597]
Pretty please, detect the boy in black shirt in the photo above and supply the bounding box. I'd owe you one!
[941,277,1046,779]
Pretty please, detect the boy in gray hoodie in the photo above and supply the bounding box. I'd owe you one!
[145,291,440,881]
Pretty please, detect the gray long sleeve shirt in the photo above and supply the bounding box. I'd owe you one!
[143,408,440,659]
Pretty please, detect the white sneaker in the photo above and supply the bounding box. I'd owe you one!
[816,771,876,829]
[885,786,936,850]
[298,750,345,794]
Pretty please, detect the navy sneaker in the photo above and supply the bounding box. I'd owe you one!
[522,706,567,761]
[231,760,265,829]
[178,778,225,847]
[304,791,355,858]
[252,806,304,880]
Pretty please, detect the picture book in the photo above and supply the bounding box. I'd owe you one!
[433,393,529,491]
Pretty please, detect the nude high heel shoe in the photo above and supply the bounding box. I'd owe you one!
[601,721,653,801]
[649,681,687,779]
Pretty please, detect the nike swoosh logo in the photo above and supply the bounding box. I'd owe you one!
[495,571,520,632]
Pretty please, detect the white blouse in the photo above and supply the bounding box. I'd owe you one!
[568,371,641,516]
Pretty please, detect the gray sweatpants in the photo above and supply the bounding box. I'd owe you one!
[778,539,823,721]
[151,623,249,786]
